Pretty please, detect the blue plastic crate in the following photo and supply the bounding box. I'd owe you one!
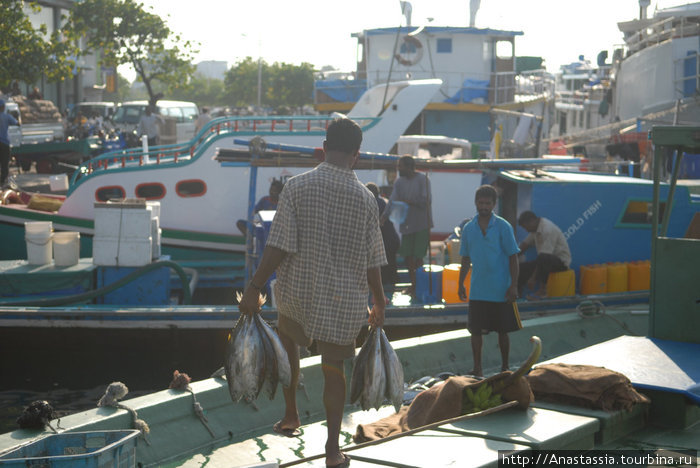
[0,430,139,467]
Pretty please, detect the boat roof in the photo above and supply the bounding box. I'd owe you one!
[499,170,657,185]
[356,26,523,38]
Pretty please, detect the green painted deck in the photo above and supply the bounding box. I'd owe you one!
[436,407,599,450]
[170,406,532,468]
[531,401,649,445]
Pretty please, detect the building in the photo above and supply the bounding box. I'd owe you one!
[21,0,102,110]
[196,61,228,81]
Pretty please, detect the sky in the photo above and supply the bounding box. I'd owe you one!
[127,0,688,80]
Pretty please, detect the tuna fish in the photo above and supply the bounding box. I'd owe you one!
[380,328,405,412]
[224,294,292,403]
[350,326,405,412]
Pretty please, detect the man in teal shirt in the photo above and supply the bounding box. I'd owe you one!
[458,185,520,376]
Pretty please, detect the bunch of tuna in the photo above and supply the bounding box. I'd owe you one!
[224,312,292,402]
[350,327,405,412]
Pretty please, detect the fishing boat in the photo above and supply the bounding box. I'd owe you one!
[0,126,697,468]
[546,1,700,160]
[0,79,444,262]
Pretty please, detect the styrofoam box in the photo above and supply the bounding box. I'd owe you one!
[93,237,152,266]
[146,201,160,220]
[94,204,152,239]
[151,217,161,260]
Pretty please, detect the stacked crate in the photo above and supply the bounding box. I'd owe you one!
[93,199,160,266]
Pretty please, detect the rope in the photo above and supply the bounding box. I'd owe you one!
[15,400,59,433]
[576,300,637,335]
[169,370,216,438]
[279,400,518,467]
[97,382,151,445]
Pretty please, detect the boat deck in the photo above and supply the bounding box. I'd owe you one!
[171,405,601,467]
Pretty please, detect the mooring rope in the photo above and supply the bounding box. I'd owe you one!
[169,370,215,438]
[97,382,151,445]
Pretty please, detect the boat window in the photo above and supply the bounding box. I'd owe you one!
[496,41,513,59]
[182,105,199,122]
[437,38,452,54]
[135,183,166,200]
[95,186,125,202]
[160,106,184,123]
[176,179,206,197]
[618,199,666,226]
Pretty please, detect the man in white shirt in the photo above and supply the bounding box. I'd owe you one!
[517,211,571,298]
[136,106,163,146]
[194,107,212,135]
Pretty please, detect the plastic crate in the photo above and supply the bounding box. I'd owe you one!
[0,430,139,467]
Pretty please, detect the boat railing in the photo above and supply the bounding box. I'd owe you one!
[363,70,551,106]
[69,114,380,187]
[625,16,700,55]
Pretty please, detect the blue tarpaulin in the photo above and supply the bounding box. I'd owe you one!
[315,79,367,102]
[444,79,489,104]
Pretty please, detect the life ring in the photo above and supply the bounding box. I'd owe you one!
[395,35,424,66]
[1,189,22,205]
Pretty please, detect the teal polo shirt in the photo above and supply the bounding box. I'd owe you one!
[459,214,519,302]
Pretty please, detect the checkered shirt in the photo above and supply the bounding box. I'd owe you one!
[266,162,387,345]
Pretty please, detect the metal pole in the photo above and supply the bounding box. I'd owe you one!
[649,135,662,336]
[244,138,263,285]
[661,148,683,237]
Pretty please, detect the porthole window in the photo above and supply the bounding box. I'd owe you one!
[135,182,166,200]
[95,186,125,202]
[176,179,206,198]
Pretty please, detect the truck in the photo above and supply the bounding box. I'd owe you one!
[8,96,65,145]
[6,96,102,173]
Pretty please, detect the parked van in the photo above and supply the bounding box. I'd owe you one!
[113,100,199,144]
[68,102,116,121]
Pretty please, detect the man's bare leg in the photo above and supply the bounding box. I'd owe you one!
[470,333,483,377]
[277,331,301,431]
[322,357,347,467]
[498,332,510,372]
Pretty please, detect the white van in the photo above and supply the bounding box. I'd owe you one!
[113,100,199,144]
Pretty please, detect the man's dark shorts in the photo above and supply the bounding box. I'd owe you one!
[277,313,355,360]
[398,228,430,259]
[468,300,522,335]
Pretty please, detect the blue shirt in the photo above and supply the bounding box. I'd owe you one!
[459,214,519,302]
[255,196,277,213]
[0,112,19,146]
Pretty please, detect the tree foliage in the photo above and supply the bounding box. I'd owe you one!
[64,0,197,105]
[224,58,315,109]
[169,76,226,108]
[0,1,75,90]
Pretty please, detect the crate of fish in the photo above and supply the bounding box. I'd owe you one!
[0,430,139,467]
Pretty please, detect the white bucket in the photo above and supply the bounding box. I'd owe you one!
[53,231,81,266]
[49,174,69,191]
[25,221,53,236]
[26,232,53,265]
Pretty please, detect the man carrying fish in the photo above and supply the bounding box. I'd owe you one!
[238,117,387,468]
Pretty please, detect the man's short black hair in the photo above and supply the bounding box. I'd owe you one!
[270,179,284,191]
[399,155,415,170]
[325,118,362,154]
[474,184,497,202]
[365,182,379,197]
[518,210,538,226]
